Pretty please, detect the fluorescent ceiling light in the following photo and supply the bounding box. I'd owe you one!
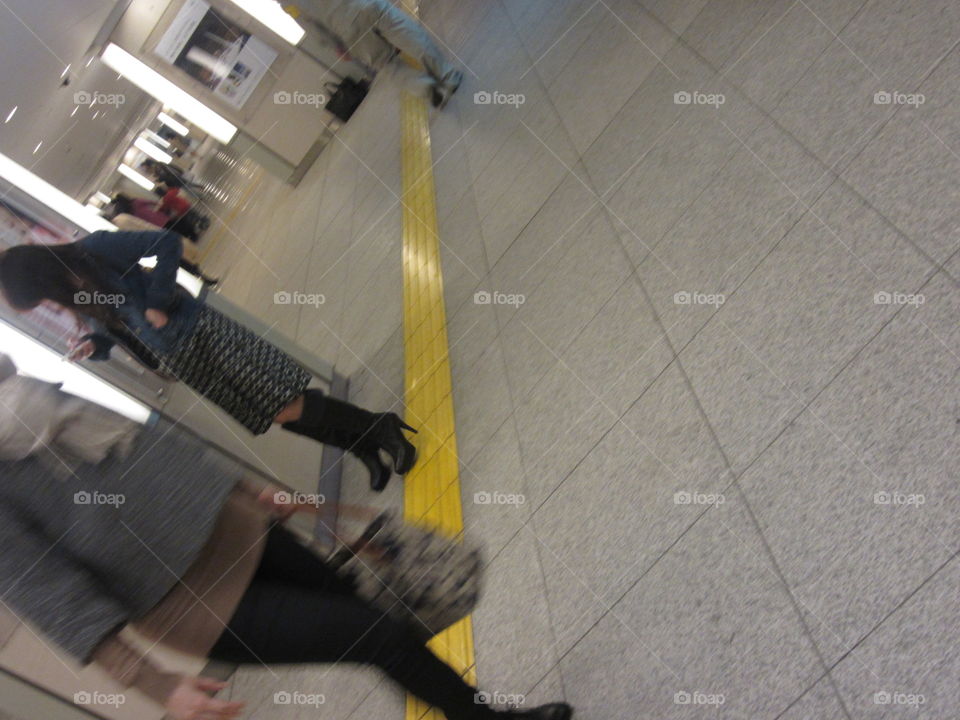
[0,153,115,233]
[0,320,151,423]
[225,0,305,44]
[32,142,42,154]
[134,137,173,164]
[102,44,236,143]
[141,130,171,148]
[60,64,71,79]
[4,106,16,123]
[158,111,189,137]
[118,163,156,191]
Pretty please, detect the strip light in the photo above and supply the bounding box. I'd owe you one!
[0,151,114,232]
[158,111,190,136]
[118,163,156,191]
[141,130,171,148]
[226,0,305,44]
[134,137,174,164]
[102,44,237,143]
[0,320,152,423]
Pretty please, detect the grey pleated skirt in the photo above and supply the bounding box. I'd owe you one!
[161,306,311,434]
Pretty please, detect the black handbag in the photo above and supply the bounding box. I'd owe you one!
[325,78,370,122]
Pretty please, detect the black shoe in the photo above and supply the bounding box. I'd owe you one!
[371,412,418,474]
[430,69,462,109]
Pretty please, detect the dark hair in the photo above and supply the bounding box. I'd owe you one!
[0,243,124,325]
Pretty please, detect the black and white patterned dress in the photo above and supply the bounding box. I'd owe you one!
[160,306,311,435]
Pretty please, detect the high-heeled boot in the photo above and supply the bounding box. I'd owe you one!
[281,390,392,490]
[281,390,417,491]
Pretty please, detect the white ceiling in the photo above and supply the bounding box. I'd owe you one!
[0,0,154,199]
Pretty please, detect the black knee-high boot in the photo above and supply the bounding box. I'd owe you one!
[281,390,418,491]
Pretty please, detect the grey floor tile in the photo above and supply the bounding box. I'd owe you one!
[581,39,715,196]
[533,363,730,651]
[831,555,960,719]
[739,410,956,668]
[561,275,675,418]
[499,208,631,401]
[837,0,960,90]
[772,40,890,175]
[452,340,515,464]
[692,177,929,411]
[545,0,676,155]
[681,0,791,71]
[484,166,599,311]
[777,677,848,720]
[637,0,711,37]
[636,115,832,351]
[676,315,805,476]
[513,361,617,509]
[471,530,560,699]
[561,488,821,719]
[841,111,960,266]
[724,1,849,114]
[460,417,531,559]
[602,82,765,267]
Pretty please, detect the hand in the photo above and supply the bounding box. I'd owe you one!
[66,340,95,362]
[145,309,169,329]
[166,676,244,720]
[256,485,298,520]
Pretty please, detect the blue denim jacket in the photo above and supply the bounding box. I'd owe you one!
[78,230,202,359]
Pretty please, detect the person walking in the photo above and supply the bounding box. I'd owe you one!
[288,0,463,108]
[0,230,415,491]
[0,363,573,720]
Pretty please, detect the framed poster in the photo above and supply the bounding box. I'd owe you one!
[154,0,278,109]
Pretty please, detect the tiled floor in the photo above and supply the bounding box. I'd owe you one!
[200,1,960,718]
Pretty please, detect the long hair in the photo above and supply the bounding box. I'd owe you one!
[0,242,125,326]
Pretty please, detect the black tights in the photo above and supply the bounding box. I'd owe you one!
[209,526,492,720]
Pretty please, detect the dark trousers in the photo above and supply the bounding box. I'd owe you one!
[209,526,490,720]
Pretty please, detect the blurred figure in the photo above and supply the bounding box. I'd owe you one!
[0,356,573,720]
[0,231,416,491]
[103,195,218,286]
[288,0,463,107]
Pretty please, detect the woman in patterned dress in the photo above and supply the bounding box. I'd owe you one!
[0,229,414,491]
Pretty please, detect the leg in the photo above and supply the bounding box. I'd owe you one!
[363,0,457,82]
[251,525,357,595]
[209,579,492,720]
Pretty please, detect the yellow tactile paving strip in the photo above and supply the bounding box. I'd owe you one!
[398,20,478,720]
